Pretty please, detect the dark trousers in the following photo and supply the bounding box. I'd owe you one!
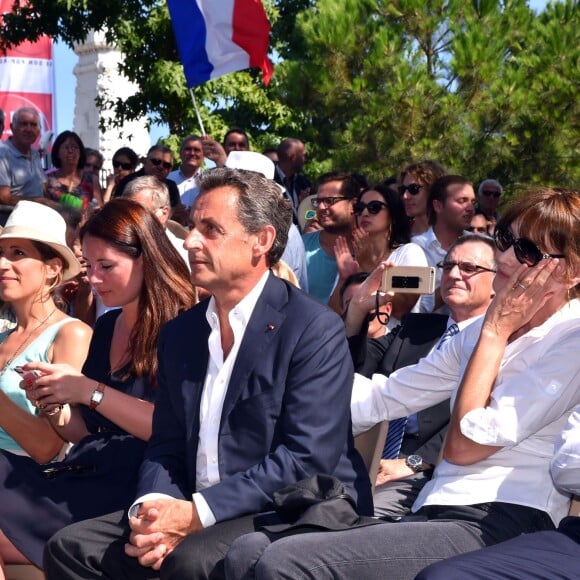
[224,503,555,580]
[43,509,269,580]
[416,516,580,580]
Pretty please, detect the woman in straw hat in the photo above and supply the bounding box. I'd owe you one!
[0,199,197,576]
[0,200,92,460]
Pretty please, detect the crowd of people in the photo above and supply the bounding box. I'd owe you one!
[0,105,578,579]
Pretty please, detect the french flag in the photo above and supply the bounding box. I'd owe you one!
[167,0,274,87]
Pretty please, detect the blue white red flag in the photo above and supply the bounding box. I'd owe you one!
[167,0,274,87]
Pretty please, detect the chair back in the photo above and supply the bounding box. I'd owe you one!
[354,420,389,491]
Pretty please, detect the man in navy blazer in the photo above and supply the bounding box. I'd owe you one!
[45,168,371,580]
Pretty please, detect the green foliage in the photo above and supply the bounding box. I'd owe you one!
[1,0,578,190]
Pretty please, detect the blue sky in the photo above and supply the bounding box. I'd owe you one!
[53,0,550,143]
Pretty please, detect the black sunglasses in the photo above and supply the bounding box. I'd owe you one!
[354,200,388,215]
[113,160,133,170]
[398,183,422,196]
[311,196,349,209]
[481,190,501,198]
[494,226,565,266]
[148,158,173,170]
[437,260,496,274]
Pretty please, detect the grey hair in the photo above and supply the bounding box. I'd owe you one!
[446,234,497,269]
[12,107,40,125]
[198,168,292,266]
[478,179,503,195]
[123,175,169,209]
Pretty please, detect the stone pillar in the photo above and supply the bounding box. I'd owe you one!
[73,31,150,176]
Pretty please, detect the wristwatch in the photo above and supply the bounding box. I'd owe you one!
[89,382,106,410]
[405,454,424,473]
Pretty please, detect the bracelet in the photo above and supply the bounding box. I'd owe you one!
[42,404,63,417]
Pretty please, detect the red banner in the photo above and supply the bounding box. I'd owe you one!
[0,0,55,143]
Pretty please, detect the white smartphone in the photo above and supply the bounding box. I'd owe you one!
[13,366,41,383]
[380,266,436,295]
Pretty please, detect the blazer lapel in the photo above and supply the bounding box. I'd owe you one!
[221,274,288,420]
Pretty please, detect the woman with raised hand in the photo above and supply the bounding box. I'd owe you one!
[0,199,197,577]
[332,184,427,330]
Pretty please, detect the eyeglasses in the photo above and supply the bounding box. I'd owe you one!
[437,260,496,274]
[311,197,349,209]
[398,183,422,196]
[148,158,173,170]
[354,200,388,215]
[494,226,565,266]
[113,160,134,170]
[481,190,501,198]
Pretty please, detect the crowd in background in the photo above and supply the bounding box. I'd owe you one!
[0,105,578,580]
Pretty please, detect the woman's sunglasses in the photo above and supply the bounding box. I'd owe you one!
[494,226,565,267]
[113,160,134,170]
[354,200,388,215]
[398,183,422,196]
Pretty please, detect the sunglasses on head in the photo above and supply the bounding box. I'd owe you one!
[113,160,133,170]
[481,190,501,198]
[354,200,388,215]
[148,158,172,170]
[398,183,422,196]
[494,225,565,266]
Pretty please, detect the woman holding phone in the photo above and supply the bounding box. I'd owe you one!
[0,199,197,576]
[0,201,92,461]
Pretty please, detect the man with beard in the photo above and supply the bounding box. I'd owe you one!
[302,172,359,303]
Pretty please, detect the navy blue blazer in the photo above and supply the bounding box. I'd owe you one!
[136,274,373,521]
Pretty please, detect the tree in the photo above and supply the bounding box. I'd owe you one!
[1,0,578,187]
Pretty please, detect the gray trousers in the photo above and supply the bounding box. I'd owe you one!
[44,509,266,580]
[372,470,432,518]
[224,503,555,580]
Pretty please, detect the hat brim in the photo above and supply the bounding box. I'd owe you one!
[0,227,81,281]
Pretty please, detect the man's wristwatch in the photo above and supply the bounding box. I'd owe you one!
[405,454,424,473]
[89,382,106,410]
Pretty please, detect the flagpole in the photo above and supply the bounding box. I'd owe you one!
[189,88,206,135]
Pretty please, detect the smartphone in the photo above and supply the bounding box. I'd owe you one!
[381,266,436,295]
[13,366,41,383]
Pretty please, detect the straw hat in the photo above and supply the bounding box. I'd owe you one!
[0,201,81,280]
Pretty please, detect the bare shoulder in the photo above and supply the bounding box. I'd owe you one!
[55,317,93,343]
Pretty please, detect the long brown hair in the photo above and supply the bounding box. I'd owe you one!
[80,199,197,384]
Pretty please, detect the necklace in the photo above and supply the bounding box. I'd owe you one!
[0,309,57,377]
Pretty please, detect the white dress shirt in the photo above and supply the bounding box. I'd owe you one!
[130,271,270,527]
[352,299,580,525]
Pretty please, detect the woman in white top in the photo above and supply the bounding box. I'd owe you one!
[332,184,427,331]
[224,187,580,580]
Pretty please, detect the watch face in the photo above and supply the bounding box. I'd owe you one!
[407,455,422,469]
[91,390,104,405]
